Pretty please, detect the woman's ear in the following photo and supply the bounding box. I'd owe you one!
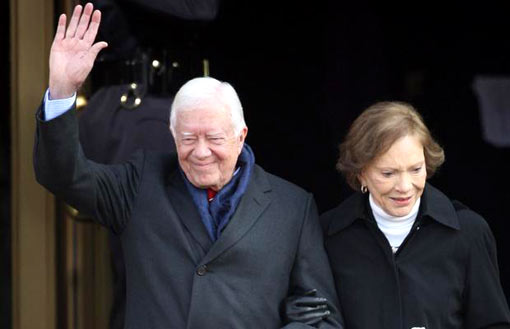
[357,172,365,187]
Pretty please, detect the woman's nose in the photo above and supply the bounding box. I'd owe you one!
[396,173,412,192]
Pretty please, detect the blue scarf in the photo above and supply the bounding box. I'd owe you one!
[181,144,255,241]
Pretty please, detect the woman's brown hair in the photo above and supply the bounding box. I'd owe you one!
[337,101,445,191]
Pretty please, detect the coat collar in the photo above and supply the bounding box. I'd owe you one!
[200,164,272,265]
[419,183,460,230]
[167,170,214,253]
[166,163,272,264]
[325,183,460,236]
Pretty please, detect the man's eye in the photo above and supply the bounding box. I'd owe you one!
[209,137,225,143]
[182,138,195,144]
[382,172,393,177]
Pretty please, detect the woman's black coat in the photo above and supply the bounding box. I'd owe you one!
[321,183,510,329]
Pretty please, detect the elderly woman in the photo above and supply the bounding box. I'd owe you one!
[320,101,510,328]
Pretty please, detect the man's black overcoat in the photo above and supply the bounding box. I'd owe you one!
[33,106,343,329]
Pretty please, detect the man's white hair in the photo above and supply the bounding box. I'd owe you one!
[169,77,246,136]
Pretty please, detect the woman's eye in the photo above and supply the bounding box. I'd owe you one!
[412,166,422,173]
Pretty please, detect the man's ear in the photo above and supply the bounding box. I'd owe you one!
[237,127,248,153]
[239,127,248,143]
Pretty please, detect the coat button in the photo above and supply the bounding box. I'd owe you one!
[196,264,208,276]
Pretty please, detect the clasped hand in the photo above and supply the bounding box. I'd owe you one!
[284,289,331,326]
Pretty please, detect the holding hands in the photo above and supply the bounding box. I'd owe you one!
[49,3,107,99]
[284,289,332,326]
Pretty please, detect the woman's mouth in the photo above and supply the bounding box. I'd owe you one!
[390,196,412,206]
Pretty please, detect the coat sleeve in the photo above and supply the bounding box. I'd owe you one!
[33,103,143,233]
[284,194,344,329]
[462,209,510,329]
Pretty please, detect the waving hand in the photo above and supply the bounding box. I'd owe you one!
[49,3,107,99]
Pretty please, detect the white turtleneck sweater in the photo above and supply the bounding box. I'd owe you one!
[369,194,421,254]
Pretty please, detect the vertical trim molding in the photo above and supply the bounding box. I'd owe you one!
[10,0,56,328]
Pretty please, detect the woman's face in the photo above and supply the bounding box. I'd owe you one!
[358,134,427,217]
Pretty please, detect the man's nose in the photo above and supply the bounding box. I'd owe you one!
[193,139,212,159]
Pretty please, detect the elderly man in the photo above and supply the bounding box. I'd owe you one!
[33,3,342,329]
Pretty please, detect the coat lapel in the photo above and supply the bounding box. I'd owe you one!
[167,171,213,253]
[201,165,272,265]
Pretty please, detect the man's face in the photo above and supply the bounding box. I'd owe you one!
[174,105,247,191]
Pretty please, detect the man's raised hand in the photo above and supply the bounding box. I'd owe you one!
[49,3,107,99]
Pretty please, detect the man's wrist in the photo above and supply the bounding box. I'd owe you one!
[44,89,76,121]
[48,84,76,100]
